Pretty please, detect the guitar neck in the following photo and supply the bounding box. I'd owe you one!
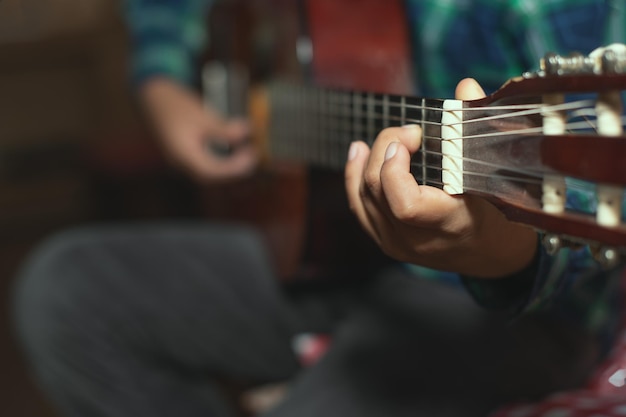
[267,82,446,188]
[265,80,626,249]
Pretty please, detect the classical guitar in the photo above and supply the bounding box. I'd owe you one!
[203,0,626,280]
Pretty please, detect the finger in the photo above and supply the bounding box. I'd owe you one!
[204,118,250,156]
[455,78,486,101]
[212,145,258,177]
[223,118,251,145]
[176,134,257,181]
[344,141,381,242]
[381,141,464,227]
[364,125,422,202]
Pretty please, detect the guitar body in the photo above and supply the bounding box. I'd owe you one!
[201,0,414,280]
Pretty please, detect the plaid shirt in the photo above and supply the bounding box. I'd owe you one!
[124,0,626,350]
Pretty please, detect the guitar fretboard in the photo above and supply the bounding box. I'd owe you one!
[268,82,447,188]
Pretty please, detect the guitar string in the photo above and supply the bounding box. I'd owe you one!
[285,102,612,144]
[284,114,611,144]
[408,161,624,194]
[270,87,622,176]
[270,87,617,223]
[410,149,546,177]
[276,121,612,188]
[278,83,599,120]
[272,83,602,127]
[272,86,604,129]
[298,99,595,127]
[408,163,544,185]
[397,172,601,195]
[272,118,614,178]
[304,106,614,138]
[315,97,596,127]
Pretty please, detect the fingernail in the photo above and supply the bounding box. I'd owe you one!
[402,124,419,129]
[348,142,359,161]
[385,142,399,161]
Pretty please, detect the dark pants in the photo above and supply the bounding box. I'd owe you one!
[13,223,597,417]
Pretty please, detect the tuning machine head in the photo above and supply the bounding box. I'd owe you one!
[541,233,623,269]
[541,233,563,255]
[590,245,622,269]
[523,44,626,78]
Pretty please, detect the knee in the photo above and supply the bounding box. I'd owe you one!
[12,227,111,361]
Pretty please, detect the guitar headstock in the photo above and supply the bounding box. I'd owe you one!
[458,44,626,266]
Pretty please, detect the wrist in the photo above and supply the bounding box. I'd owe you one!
[466,221,538,279]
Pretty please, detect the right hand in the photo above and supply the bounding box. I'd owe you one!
[139,77,258,182]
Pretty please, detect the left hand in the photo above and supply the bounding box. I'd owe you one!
[344,78,537,278]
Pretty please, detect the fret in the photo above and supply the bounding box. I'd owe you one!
[421,97,427,186]
[310,86,317,165]
[300,84,307,160]
[427,99,445,189]
[266,82,445,177]
[367,93,375,145]
[352,92,360,144]
[324,90,332,167]
[339,91,351,167]
[383,94,390,128]
[332,92,339,168]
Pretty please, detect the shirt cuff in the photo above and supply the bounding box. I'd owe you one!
[129,41,197,88]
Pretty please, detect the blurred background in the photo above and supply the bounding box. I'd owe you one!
[0,1,204,415]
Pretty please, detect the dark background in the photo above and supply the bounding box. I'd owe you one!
[0,1,203,415]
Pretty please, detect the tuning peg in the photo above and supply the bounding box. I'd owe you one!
[597,43,626,74]
[591,246,621,269]
[542,234,562,255]
[538,44,626,76]
[541,51,596,76]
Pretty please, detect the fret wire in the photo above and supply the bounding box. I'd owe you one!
[311,85,325,163]
[329,91,335,167]
[352,92,358,144]
[324,88,330,164]
[307,86,316,164]
[380,94,389,133]
[337,91,346,166]
[332,91,342,167]
[294,84,298,159]
[323,90,330,166]
[342,95,351,165]
[300,84,306,160]
[290,84,296,159]
[421,98,427,186]
[328,93,343,166]
[367,93,375,145]
[326,90,331,164]
[286,83,292,159]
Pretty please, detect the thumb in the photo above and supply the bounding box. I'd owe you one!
[455,78,486,100]
[224,118,250,144]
